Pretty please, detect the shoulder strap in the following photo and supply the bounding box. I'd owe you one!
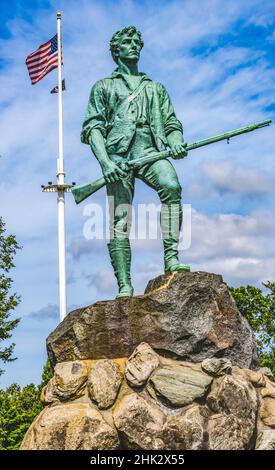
[109,80,149,128]
[126,79,149,104]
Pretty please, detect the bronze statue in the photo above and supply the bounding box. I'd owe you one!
[80,26,189,298]
[78,25,271,299]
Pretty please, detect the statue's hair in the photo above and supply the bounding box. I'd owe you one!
[110,26,144,64]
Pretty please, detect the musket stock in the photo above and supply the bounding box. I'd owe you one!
[71,177,106,205]
[72,119,272,204]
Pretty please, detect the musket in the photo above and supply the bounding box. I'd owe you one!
[71,119,272,204]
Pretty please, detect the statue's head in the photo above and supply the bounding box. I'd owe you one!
[110,26,144,65]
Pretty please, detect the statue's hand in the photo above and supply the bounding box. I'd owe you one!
[102,160,127,183]
[170,143,188,159]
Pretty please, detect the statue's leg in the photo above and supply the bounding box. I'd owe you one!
[137,158,190,273]
[106,175,135,298]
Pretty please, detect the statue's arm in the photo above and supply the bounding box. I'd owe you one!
[89,128,113,172]
[158,83,187,159]
[81,81,126,183]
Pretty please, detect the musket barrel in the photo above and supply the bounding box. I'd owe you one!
[186,120,272,151]
[72,119,272,204]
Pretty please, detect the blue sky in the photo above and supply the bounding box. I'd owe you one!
[0,0,274,388]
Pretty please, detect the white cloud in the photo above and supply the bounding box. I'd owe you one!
[69,207,275,294]
[267,30,275,42]
[1,0,275,386]
[84,268,117,294]
[184,209,275,286]
[199,160,274,194]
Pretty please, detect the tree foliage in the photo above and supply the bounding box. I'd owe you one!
[0,360,53,450]
[38,359,53,394]
[0,217,21,375]
[230,282,275,374]
[0,383,42,450]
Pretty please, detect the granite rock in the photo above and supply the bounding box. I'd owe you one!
[47,272,258,369]
[43,361,88,403]
[201,358,232,376]
[260,397,275,428]
[20,403,119,450]
[147,364,212,407]
[256,428,275,450]
[207,375,257,449]
[113,393,166,449]
[88,359,122,409]
[163,404,208,450]
[125,342,159,387]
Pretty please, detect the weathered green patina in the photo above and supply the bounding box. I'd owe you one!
[79,26,272,299]
[73,119,271,204]
[80,71,183,155]
[81,26,192,298]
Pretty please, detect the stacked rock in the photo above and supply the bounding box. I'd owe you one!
[20,272,275,450]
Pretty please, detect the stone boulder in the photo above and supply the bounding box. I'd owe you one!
[163,404,209,450]
[21,344,274,451]
[42,361,88,403]
[20,403,119,450]
[260,398,275,428]
[201,358,232,376]
[21,271,272,451]
[47,272,258,369]
[88,359,122,409]
[125,342,160,387]
[147,364,212,407]
[256,429,275,450]
[113,393,166,449]
[207,374,258,450]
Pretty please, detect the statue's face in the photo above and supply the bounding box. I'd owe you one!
[116,32,142,63]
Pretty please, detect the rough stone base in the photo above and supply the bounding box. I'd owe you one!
[47,272,258,369]
[21,344,275,450]
[21,272,272,450]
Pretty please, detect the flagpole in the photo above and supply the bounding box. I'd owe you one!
[56,11,67,322]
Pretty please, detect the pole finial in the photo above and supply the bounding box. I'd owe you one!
[57,12,62,18]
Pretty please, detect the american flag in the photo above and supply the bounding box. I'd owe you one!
[26,34,59,85]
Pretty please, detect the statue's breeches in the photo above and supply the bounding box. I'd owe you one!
[106,127,182,239]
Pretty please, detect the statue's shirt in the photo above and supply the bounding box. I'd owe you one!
[81,69,183,156]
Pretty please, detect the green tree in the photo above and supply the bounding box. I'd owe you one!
[0,360,53,450]
[38,359,53,393]
[0,383,42,450]
[230,282,275,374]
[0,217,21,375]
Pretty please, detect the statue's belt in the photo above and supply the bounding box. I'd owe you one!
[136,122,150,128]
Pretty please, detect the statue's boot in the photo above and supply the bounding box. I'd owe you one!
[107,238,134,299]
[161,203,191,274]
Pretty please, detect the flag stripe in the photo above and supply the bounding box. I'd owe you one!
[33,57,59,76]
[26,52,53,69]
[26,34,61,85]
[26,47,51,65]
[27,41,51,58]
[27,46,51,62]
[31,54,57,78]
[32,64,58,85]
[29,60,58,83]
[26,43,51,58]
[27,52,58,71]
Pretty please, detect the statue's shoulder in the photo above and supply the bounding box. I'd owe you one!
[88,78,113,100]
[146,78,167,91]
[89,78,108,92]
[155,81,168,91]
[92,75,118,92]
[148,80,169,98]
